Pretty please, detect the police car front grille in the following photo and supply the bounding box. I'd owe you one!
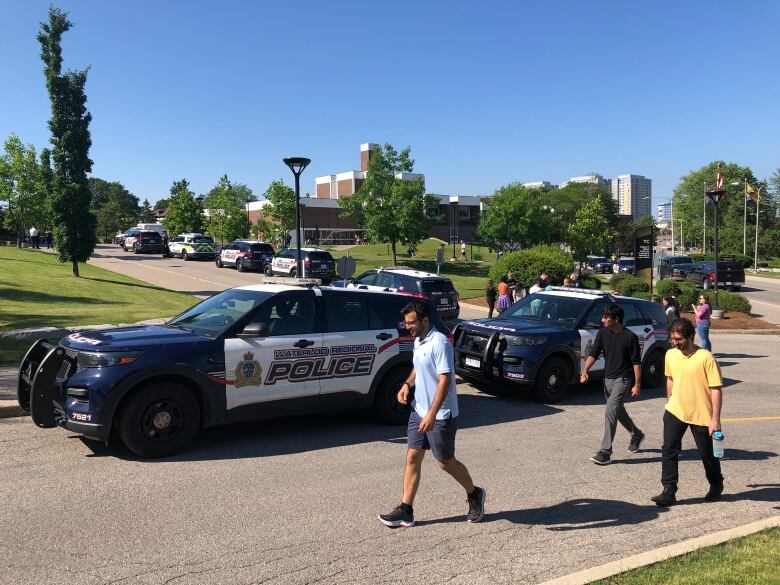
[461,333,489,353]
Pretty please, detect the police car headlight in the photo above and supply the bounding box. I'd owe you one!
[78,351,144,368]
[503,335,547,347]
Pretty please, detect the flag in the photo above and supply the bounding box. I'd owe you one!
[716,163,723,190]
[746,183,762,202]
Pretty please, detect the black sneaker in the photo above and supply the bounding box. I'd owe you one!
[651,488,677,506]
[466,486,486,523]
[378,505,414,528]
[704,483,724,502]
[628,431,645,453]
[590,451,611,465]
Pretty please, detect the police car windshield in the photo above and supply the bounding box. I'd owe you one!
[194,236,214,243]
[501,293,591,327]
[167,289,274,336]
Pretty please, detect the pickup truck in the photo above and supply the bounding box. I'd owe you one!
[684,261,745,291]
[659,255,695,280]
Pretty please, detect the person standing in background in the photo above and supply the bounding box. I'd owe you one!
[485,279,497,318]
[497,278,511,313]
[44,228,53,249]
[460,240,467,261]
[28,226,39,249]
[692,293,712,352]
[663,296,679,324]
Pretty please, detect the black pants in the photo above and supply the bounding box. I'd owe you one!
[487,300,495,318]
[661,410,722,491]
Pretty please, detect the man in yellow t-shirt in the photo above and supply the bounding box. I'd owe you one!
[652,318,723,507]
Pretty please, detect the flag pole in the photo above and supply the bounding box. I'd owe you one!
[754,186,762,272]
[743,178,747,255]
[703,184,706,254]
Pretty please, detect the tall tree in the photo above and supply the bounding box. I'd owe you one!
[162,178,203,236]
[139,199,155,223]
[0,134,47,245]
[476,183,552,253]
[153,198,170,211]
[39,7,95,276]
[262,179,296,241]
[565,197,612,269]
[340,143,438,266]
[203,174,251,244]
[88,177,140,229]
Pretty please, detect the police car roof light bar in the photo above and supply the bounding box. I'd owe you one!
[546,286,612,296]
[262,277,322,287]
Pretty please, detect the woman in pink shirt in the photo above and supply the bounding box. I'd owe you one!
[692,293,712,351]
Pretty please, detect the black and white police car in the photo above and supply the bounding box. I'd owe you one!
[216,240,275,272]
[333,267,460,321]
[267,248,336,283]
[453,287,668,402]
[18,281,451,457]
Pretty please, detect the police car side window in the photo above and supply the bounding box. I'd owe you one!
[368,295,405,330]
[355,271,377,285]
[256,293,315,336]
[619,303,646,327]
[584,303,607,328]
[376,273,395,288]
[639,302,666,328]
[323,292,370,332]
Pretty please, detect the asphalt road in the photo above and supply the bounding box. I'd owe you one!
[1,334,778,584]
[740,275,780,324]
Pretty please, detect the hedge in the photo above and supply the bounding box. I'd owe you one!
[608,274,649,296]
[579,274,602,289]
[488,245,573,289]
[650,279,751,314]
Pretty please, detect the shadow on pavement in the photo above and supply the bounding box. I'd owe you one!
[611,447,777,465]
[79,393,563,462]
[421,498,667,529]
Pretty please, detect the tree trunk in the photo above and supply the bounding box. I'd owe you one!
[391,239,397,267]
[72,260,80,277]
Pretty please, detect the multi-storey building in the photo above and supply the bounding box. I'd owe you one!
[656,202,671,227]
[610,174,652,220]
[561,173,611,191]
[522,181,558,190]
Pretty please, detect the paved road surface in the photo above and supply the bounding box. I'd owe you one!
[1,334,777,584]
[740,275,780,324]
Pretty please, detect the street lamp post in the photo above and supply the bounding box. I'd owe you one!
[705,186,726,309]
[450,200,458,260]
[283,157,311,278]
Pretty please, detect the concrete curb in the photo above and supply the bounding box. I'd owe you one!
[539,515,780,585]
[0,401,26,419]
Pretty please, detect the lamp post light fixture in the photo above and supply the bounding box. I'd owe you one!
[450,200,458,260]
[705,186,726,309]
[283,156,311,278]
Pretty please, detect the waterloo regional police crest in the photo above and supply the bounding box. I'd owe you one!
[235,351,262,388]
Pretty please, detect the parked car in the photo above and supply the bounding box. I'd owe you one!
[453,287,668,402]
[121,228,141,252]
[131,230,164,254]
[18,283,450,457]
[684,260,745,291]
[268,248,336,283]
[217,241,275,272]
[585,255,613,274]
[659,255,695,280]
[616,258,635,274]
[333,267,460,321]
[167,233,217,260]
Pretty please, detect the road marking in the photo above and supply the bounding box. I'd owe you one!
[722,416,780,422]
[91,257,233,288]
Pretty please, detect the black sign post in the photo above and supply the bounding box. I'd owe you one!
[705,187,726,308]
[634,225,654,293]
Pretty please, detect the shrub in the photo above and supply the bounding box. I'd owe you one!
[656,279,698,308]
[579,274,602,290]
[488,245,572,289]
[716,290,752,314]
[608,274,649,296]
[631,291,652,300]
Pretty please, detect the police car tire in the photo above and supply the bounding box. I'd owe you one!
[641,349,664,389]
[265,265,272,276]
[237,259,245,272]
[533,357,569,403]
[216,257,223,268]
[118,383,200,458]
[373,368,411,425]
[133,243,139,254]
[182,250,189,261]
[290,268,297,278]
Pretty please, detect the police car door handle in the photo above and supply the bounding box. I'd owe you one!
[376,333,393,340]
[644,328,651,333]
[293,339,315,348]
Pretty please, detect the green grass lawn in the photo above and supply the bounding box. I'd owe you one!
[325,238,495,300]
[0,246,197,365]
[594,527,779,585]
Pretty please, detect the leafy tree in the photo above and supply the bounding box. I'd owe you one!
[340,143,438,266]
[162,179,203,236]
[203,175,251,244]
[153,198,170,211]
[612,216,656,255]
[476,183,552,253]
[565,197,612,269]
[88,178,140,229]
[263,179,296,241]
[251,217,273,241]
[39,7,96,276]
[95,200,123,243]
[139,199,154,223]
[0,134,47,245]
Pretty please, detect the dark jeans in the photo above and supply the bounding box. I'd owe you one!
[661,410,722,491]
[487,299,495,318]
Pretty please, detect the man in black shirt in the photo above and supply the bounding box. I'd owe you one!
[580,303,644,465]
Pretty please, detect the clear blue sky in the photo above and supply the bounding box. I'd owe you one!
[2,1,778,208]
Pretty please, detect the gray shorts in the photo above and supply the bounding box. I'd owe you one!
[407,410,458,461]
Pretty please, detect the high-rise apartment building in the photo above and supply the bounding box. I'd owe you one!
[561,173,611,192]
[610,174,652,220]
[656,202,671,227]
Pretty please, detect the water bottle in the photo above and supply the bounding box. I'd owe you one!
[712,430,725,458]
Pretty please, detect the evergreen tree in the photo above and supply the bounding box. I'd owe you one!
[162,179,203,236]
[38,7,95,275]
[139,199,155,223]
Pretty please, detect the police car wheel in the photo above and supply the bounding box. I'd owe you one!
[533,357,569,403]
[216,257,223,268]
[265,265,272,276]
[182,250,189,261]
[237,259,245,272]
[118,383,200,458]
[373,368,410,425]
[641,349,664,388]
[290,268,297,278]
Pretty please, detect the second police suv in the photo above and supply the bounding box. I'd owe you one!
[19,281,451,458]
[453,287,669,402]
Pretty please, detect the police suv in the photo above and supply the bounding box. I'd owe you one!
[166,233,217,261]
[217,240,275,272]
[268,248,336,282]
[453,288,668,403]
[18,282,449,457]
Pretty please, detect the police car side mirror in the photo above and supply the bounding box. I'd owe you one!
[238,322,269,338]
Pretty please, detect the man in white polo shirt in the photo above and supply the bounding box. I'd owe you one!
[378,301,485,528]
